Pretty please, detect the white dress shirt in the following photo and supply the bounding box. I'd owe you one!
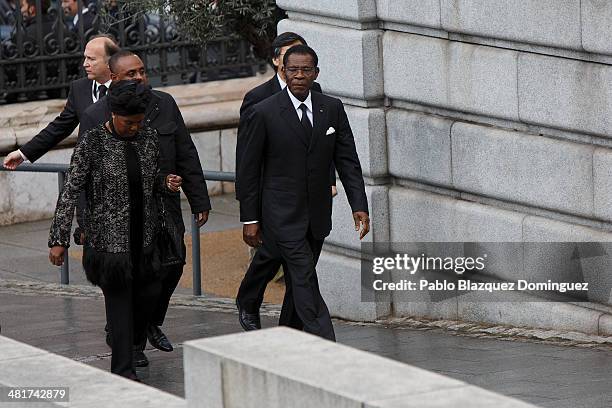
[287,88,313,125]
[92,79,112,103]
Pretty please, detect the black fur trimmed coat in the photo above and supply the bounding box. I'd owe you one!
[49,124,169,288]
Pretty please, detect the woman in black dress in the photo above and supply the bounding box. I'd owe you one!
[48,80,181,380]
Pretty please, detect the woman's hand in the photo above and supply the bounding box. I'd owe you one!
[49,246,66,266]
[165,174,182,192]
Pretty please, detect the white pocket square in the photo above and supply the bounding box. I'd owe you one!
[326,127,335,135]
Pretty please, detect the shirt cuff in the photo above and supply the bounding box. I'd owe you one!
[243,221,259,224]
[18,149,29,162]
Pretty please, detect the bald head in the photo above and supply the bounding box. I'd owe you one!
[83,36,119,83]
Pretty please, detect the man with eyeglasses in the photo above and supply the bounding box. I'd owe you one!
[234,32,338,332]
[238,45,370,340]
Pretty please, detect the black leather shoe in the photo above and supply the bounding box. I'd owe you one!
[133,349,149,368]
[127,373,141,382]
[236,299,261,331]
[147,325,173,352]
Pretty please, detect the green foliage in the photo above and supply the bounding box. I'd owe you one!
[100,0,285,61]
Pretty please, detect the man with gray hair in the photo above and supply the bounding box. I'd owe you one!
[3,34,119,171]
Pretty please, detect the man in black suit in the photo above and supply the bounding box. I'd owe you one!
[239,45,370,341]
[2,35,118,170]
[235,32,325,196]
[234,32,337,331]
[79,50,211,363]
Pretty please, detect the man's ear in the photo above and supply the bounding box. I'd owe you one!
[272,56,281,69]
[110,73,118,81]
[313,67,320,81]
[28,5,36,17]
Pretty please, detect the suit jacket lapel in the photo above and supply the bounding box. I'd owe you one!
[279,89,309,148]
[309,91,327,152]
[86,79,94,105]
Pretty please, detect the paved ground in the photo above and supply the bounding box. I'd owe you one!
[2,194,612,407]
[2,285,612,408]
[0,195,242,289]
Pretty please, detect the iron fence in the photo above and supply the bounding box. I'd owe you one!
[0,0,266,103]
[0,162,236,296]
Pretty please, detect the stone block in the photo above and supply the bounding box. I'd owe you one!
[593,147,612,221]
[522,216,612,306]
[454,201,525,283]
[441,0,581,50]
[454,201,524,242]
[391,279,459,320]
[184,347,224,408]
[221,128,237,194]
[366,386,537,408]
[0,128,16,152]
[0,336,48,361]
[181,100,241,131]
[326,183,388,250]
[581,0,612,55]
[387,109,452,186]
[389,187,523,243]
[597,313,612,336]
[276,0,377,21]
[7,148,72,224]
[345,105,387,178]
[451,122,594,216]
[277,20,383,101]
[518,53,612,137]
[389,187,457,243]
[383,32,519,120]
[191,130,222,196]
[317,250,391,321]
[458,296,603,335]
[377,0,441,29]
[0,172,11,224]
[388,187,524,288]
[184,327,469,408]
[0,336,186,408]
[522,215,612,243]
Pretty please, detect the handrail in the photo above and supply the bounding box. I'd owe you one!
[0,163,236,296]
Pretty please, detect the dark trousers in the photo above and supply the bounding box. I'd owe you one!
[236,229,286,314]
[276,230,335,341]
[102,277,161,378]
[151,264,184,327]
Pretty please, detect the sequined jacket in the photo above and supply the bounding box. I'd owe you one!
[49,124,168,288]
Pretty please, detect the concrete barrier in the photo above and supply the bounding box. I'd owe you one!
[0,335,185,408]
[184,327,537,408]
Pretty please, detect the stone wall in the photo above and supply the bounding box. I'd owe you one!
[277,0,612,334]
[0,74,268,225]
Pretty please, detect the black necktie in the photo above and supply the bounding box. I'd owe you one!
[97,84,107,99]
[299,103,312,142]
